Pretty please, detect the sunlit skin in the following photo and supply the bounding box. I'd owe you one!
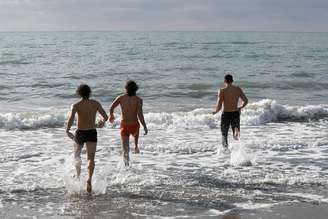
[66,98,108,193]
[109,90,148,165]
[212,79,248,139]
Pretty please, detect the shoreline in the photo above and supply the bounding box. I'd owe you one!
[233,202,328,219]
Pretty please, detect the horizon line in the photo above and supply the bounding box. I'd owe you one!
[0,29,328,33]
[0,30,328,34]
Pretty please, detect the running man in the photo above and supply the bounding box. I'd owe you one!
[109,80,148,166]
[212,74,248,149]
[66,84,108,193]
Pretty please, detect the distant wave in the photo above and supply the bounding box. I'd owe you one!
[201,41,260,45]
[145,100,328,129]
[230,41,259,45]
[0,112,66,130]
[0,99,327,130]
[242,99,328,125]
[0,59,31,65]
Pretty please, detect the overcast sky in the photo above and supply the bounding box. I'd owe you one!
[0,0,327,32]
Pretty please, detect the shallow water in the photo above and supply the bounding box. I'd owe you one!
[0,31,328,218]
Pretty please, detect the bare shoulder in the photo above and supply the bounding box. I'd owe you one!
[71,101,81,110]
[89,99,101,106]
[117,94,126,100]
[136,95,143,103]
[233,85,242,91]
[89,99,99,104]
[219,88,226,94]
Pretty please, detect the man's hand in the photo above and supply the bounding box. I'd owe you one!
[109,115,115,123]
[144,127,148,135]
[96,120,105,128]
[212,109,219,115]
[66,130,74,140]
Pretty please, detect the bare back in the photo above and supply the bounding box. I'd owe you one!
[221,85,242,112]
[74,99,100,130]
[119,94,141,123]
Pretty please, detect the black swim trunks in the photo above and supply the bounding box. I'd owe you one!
[221,111,240,148]
[74,129,97,145]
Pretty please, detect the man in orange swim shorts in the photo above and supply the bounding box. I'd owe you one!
[109,80,148,166]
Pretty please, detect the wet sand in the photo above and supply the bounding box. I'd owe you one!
[226,202,328,219]
[2,189,328,219]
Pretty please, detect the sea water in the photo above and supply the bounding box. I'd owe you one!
[0,31,328,218]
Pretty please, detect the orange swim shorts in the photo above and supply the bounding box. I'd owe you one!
[120,122,140,137]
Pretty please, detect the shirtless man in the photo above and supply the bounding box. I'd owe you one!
[109,80,148,166]
[212,74,248,149]
[66,84,108,193]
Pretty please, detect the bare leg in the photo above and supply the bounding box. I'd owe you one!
[221,114,229,149]
[121,136,130,166]
[73,143,82,178]
[232,127,240,140]
[85,141,97,193]
[222,136,228,149]
[134,135,140,154]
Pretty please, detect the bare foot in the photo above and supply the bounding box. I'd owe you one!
[87,180,92,193]
[135,147,140,154]
[124,154,129,167]
[233,128,240,140]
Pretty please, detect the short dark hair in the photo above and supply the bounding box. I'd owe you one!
[125,80,139,96]
[76,84,91,99]
[224,74,233,83]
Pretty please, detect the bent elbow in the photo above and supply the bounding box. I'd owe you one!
[109,107,114,114]
[244,99,248,106]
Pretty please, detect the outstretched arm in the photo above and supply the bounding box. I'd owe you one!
[66,104,77,138]
[96,103,108,128]
[109,96,121,123]
[137,99,148,135]
[238,88,248,110]
[212,90,223,115]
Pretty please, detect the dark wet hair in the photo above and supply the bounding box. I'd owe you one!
[76,84,91,99]
[224,74,233,83]
[125,80,139,96]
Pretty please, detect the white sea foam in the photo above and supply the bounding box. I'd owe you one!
[234,201,276,210]
[146,99,328,128]
[63,155,108,195]
[0,111,66,129]
[230,142,254,167]
[0,99,327,130]
[278,192,328,203]
[242,99,328,125]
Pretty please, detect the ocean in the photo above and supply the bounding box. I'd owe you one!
[0,31,328,218]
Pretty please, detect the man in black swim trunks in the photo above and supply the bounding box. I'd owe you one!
[66,84,108,193]
[212,74,248,149]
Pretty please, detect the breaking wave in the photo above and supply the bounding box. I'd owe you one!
[0,111,66,130]
[145,99,328,129]
[0,99,327,130]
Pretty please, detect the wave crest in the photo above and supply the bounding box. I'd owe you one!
[0,99,327,130]
[146,99,328,129]
[0,112,65,130]
[243,99,328,125]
